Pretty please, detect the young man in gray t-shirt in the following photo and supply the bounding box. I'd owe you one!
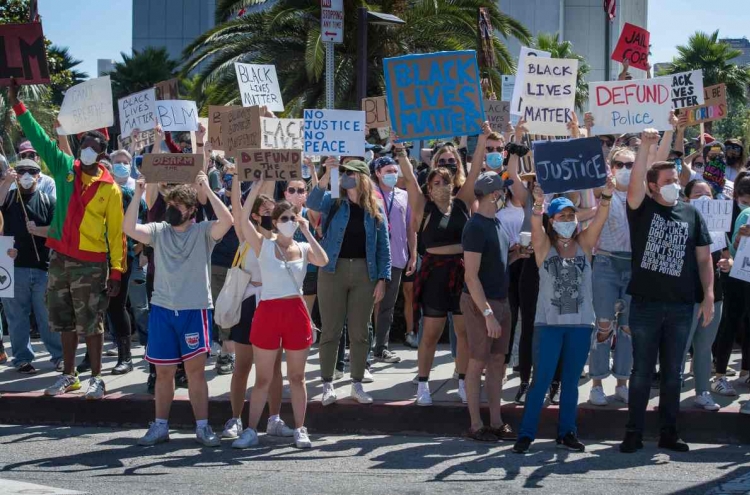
[124,173,233,447]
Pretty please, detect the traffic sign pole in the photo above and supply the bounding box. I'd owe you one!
[321,0,343,109]
[325,42,335,109]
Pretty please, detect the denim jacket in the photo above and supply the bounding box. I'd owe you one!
[307,185,391,281]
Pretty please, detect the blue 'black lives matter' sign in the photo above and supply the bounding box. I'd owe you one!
[532,137,607,194]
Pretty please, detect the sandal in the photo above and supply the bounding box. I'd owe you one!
[488,423,516,441]
[465,426,498,442]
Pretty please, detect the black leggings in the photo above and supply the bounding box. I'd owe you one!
[714,277,750,374]
[506,259,524,362]
[107,259,133,338]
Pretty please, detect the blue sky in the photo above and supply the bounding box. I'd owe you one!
[38,0,749,80]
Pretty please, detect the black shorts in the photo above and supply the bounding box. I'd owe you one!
[419,261,462,318]
[229,295,257,346]
[303,270,318,296]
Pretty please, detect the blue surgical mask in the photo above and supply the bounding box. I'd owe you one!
[113,163,130,178]
[382,173,398,188]
[552,220,578,239]
[341,175,357,190]
[486,152,504,170]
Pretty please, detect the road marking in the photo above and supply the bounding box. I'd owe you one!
[706,472,750,494]
[0,478,84,494]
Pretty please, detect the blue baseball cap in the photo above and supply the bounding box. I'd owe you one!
[547,197,577,217]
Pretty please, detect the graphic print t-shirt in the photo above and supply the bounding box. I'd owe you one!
[627,196,711,303]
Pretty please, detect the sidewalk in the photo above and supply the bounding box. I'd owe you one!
[1,340,749,443]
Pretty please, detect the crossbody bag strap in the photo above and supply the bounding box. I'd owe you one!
[273,241,304,298]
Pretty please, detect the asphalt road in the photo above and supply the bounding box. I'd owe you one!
[0,424,749,494]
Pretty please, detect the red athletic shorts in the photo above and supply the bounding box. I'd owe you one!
[250,297,312,351]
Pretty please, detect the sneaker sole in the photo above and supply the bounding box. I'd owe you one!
[322,396,337,406]
[222,433,240,439]
[589,400,608,406]
[295,442,312,449]
[232,440,259,449]
[45,383,82,396]
[352,397,374,404]
[556,443,585,452]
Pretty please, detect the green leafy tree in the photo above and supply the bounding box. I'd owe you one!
[107,47,179,102]
[530,33,589,112]
[183,0,531,114]
[713,94,750,144]
[47,45,88,105]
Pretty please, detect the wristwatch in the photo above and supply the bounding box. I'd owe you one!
[482,308,494,317]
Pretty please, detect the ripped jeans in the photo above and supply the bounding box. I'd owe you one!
[590,253,633,380]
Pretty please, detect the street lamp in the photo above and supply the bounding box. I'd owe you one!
[356,8,406,104]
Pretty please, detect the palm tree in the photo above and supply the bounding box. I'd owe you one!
[530,33,590,112]
[47,45,88,106]
[107,47,179,102]
[183,0,531,114]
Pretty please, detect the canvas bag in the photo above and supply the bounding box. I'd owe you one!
[214,242,253,329]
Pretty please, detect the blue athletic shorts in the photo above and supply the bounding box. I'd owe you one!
[145,305,212,365]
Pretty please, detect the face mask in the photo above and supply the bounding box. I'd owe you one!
[382,173,398,188]
[552,220,578,239]
[430,184,451,203]
[659,183,681,204]
[694,194,711,201]
[486,152,504,170]
[260,215,274,231]
[277,221,298,238]
[738,202,750,211]
[19,173,35,190]
[693,164,704,175]
[727,155,740,166]
[113,163,130,178]
[79,147,99,166]
[615,168,631,187]
[165,205,186,226]
[341,175,357,190]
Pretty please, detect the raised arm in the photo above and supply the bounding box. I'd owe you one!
[393,135,426,222]
[456,121,491,207]
[124,178,153,245]
[297,212,328,267]
[627,128,660,209]
[225,162,245,243]
[55,119,73,157]
[654,111,677,164]
[577,176,615,255]
[531,183,551,266]
[240,180,266,257]
[507,120,530,206]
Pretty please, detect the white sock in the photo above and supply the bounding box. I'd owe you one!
[268,414,280,423]
[196,419,208,429]
[155,418,168,427]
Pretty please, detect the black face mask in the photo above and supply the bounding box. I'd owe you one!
[165,206,186,226]
[727,154,741,166]
[260,215,273,231]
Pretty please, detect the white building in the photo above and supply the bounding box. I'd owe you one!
[97,59,115,77]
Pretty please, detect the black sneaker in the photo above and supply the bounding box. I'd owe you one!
[658,435,689,452]
[146,373,156,394]
[556,432,585,452]
[512,436,532,454]
[76,354,91,373]
[515,382,529,405]
[215,354,235,375]
[374,350,402,363]
[619,431,644,453]
[175,368,188,389]
[549,381,561,405]
[16,363,37,374]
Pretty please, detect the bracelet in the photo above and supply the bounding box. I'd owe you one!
[600,194,612,200]
[197,143,204,147]
[533,202,544,208]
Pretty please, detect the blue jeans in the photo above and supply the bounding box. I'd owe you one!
[683,301,723,394]
[3,267,61,366]
[128,265,149,345]
[590,254,633,380]
[519,325,593,440]
[626,298,694,435]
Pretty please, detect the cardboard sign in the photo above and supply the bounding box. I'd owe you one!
[57,76,114,135]
[154,78,179,100]
[0,236,14,298]
[384,51,485,141]
[117,129,155,150]
[518,56,578,136]
[730,217,750,282]
[118,88,156,136]
[692,198,733,232]
[303,109,365,156]
[709,231,727,253]
[501,75,515,102]
[237,149,302,182]
[140,153,204,184]
[260,118,303,149]
[156,100,199,132]
[362,97,390,128]
[532,137,606,194]
[611,23,650,71]
[208,105,241,151]
[221,106,261,157]
[0,23,49,86]
[670,70,704,109]
[511,47,551,117]
[234,63,284,112]
[484,100,510,130]
[679,84,727,126]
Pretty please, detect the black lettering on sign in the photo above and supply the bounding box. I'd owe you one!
[0,23,50,85]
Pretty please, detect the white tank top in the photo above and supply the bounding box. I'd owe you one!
[258,237,309,301]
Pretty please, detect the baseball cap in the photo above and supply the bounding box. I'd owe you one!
[340,159,370,175]
[18,141,36,154]
[473,171,505,196]
[15,158,41,172]
[547,197,578,217]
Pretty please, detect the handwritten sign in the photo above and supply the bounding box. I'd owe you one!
[670,70,704,110]
[511,47,551,117]
[140,153,204,184]
[208,105,241,151]
[118,88,156,136]
[730,217,750,282]
[709,231,727,253]
[589,78,671,134]
[303,109,365,156]
[156,100,199,132]
[611,23,650,71]
[154,78,179,100]
[501,75,515,102]
[260,118,303,149]
[519,56,578,136]
[0,23,49,86]
[234,63,284,112]
[484,100,510,130]
[57,76,114,135]
[237,149,301,182]
[679,84,727,126]
[0,236,14,297]
[221,106,261,157]
[384,51,485,141]
[362,97,390,128]
[117,129,155,150]
[532,137,606,194]
[692,198,733,232]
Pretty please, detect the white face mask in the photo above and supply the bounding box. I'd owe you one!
[79,147,99,166]
[738,202,750,211]
[659,183,681,204]
[277,221,298,238]
[19,173,35,190]
[615,168,631,187]
[552,220,578,239]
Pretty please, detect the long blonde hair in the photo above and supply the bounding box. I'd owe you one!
[344,172,384,224]
[430,144,465,189]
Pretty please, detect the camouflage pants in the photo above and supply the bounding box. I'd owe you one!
[47,252,108,336]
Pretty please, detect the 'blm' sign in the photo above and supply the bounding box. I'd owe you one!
[0,23,49,86]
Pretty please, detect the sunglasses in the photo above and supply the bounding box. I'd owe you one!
[15,168,39,176]
[612,161,634,170]
[438,158,457,166]
[338,167,356,176]
[287,187,306,195]
[693,161,704,167]
[277,215,295,223]
[486,146,502,153]
[19,152,37,160]
[600,139,614,147]
[726,144,743,152]
[708,153,725,160]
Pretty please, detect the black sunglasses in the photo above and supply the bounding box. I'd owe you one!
[438,158,457,166]
[15,168,39,175]
[277,215,295,223]
[486,146,502,153]
[287,187,306,195]
[726,144,743,152]
[599,139,614,147]
[19,152,38,160]
[612,161,634,170]
[338,167,356,176]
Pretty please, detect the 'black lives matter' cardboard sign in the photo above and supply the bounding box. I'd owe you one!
[0,22,49,86]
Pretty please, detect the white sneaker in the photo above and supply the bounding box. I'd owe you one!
[333,369,344,380]
[694,391,720,411]
[84,376,106,400]
[457,379,467,404]
[362,369,374,383]
[405,332,418,348]
[267,417,294,437]
[294,427,312,448]
[452,369,459,380]
[222,418,243,439]
[138,422,170,446]
[416,382,432,406]
[195,425,220,447]
[589,385,608,406]
[322,382,337,406]
[232,427,259,449]
[614,385,629,404]
[350,382,373,404]
[711,376,738,396]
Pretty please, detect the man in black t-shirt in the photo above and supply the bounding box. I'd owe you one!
[621,129,713,454]
[0,159,60,374]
